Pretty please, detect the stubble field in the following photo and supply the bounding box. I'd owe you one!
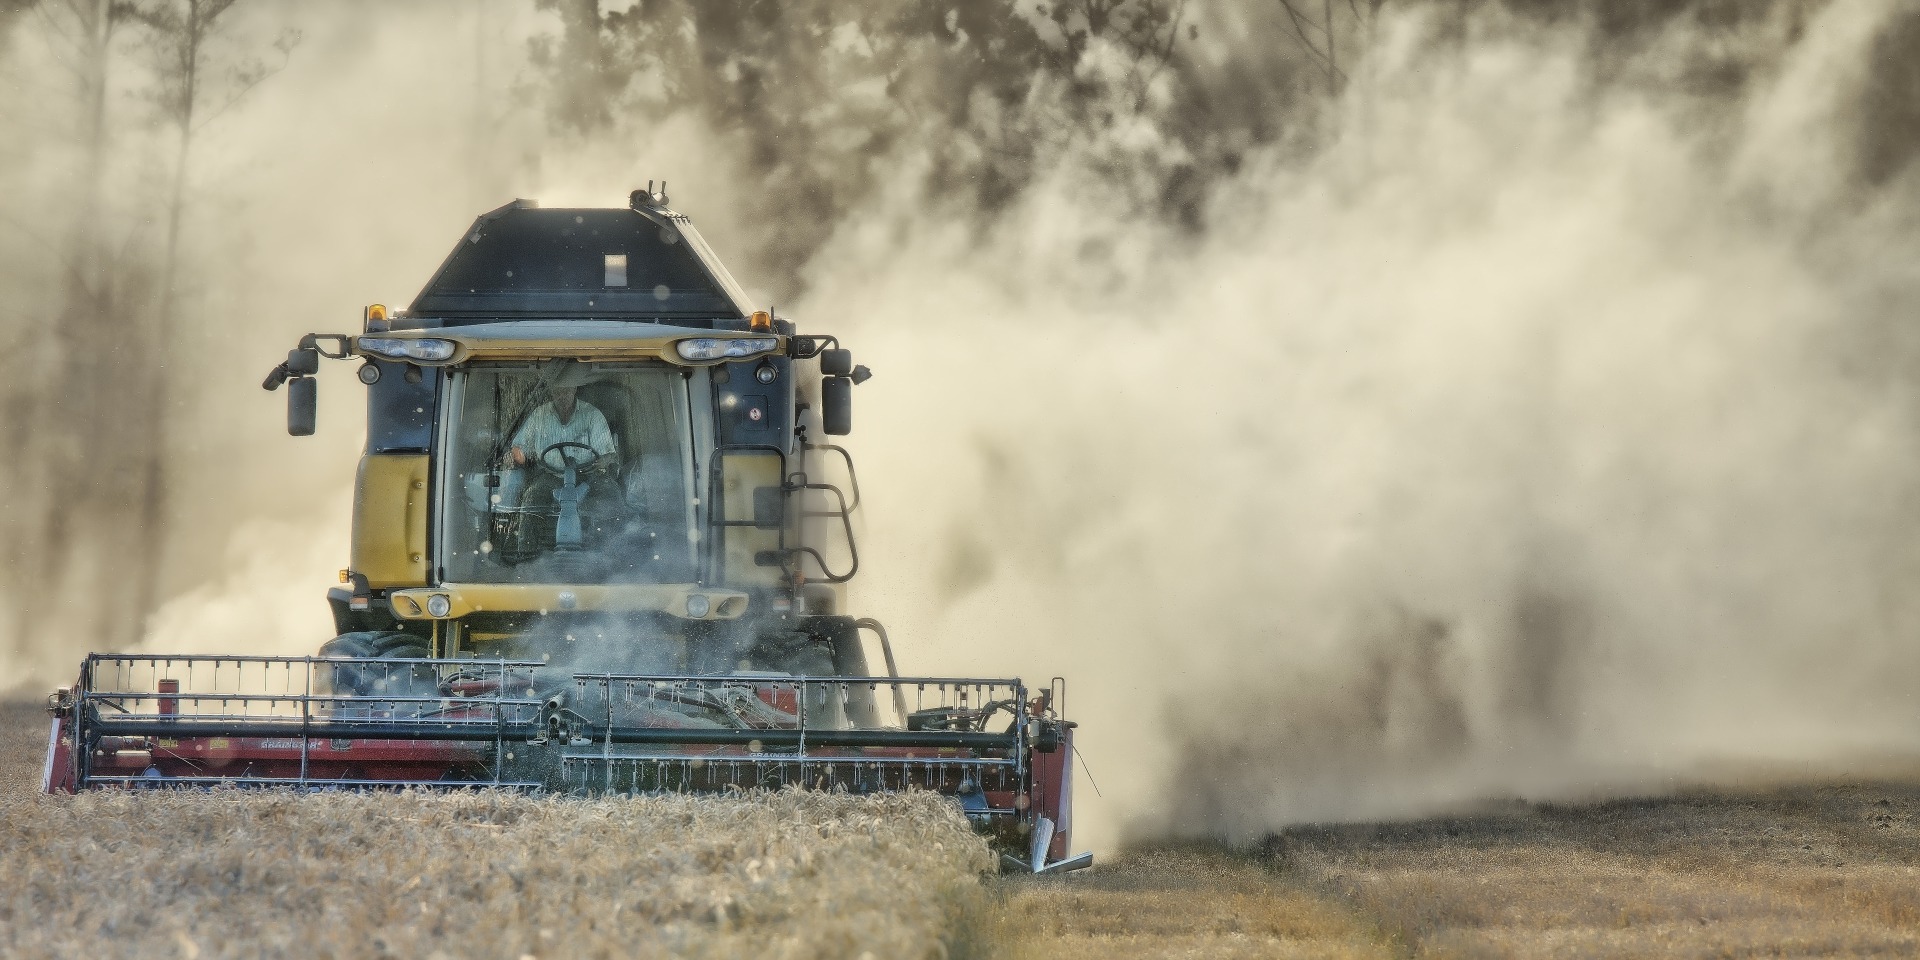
[5,698,1920,958]
[985,778,1920,959]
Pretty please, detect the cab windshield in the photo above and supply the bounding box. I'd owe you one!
[441,361,696,584]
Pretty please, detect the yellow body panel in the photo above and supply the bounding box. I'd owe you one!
[387,583,749,621]
[351,454,430,588]
[720,452,784,590]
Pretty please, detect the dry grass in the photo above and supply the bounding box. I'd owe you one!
[0,702,994,959]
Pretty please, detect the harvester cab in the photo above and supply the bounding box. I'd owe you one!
[43,188,1091,875]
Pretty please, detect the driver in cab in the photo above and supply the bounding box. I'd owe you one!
[508,384,619,475]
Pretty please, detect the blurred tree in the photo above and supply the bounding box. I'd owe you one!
[527,0,1194,293]
[110,0,296,642]
[118,0,297,351]
[1275,0,1341,94]
[1858,6,1920,188]
[1,0,144,662]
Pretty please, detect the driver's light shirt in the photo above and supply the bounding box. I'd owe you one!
[511,401,618,470]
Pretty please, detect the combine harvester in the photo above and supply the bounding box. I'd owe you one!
[41,187,1090,874]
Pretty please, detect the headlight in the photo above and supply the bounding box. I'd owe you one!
[684,594,711,618]
[675,337,777,362]
[357,337,456,362]
[426,594,452,618]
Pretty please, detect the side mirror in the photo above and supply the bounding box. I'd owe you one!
[822,376,852,435]
[261,349,316,392]
[820,349,853,377]
[286,347,320,376]
[752,485,785,530]
[287,376,317,436]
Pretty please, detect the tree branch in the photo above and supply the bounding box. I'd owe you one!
[1134,0,1189,104]
[191,27,299,132]
[1275,0,1346,89]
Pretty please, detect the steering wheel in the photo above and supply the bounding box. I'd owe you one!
[539,441,600,474]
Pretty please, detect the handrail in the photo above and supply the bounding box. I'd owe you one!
[803,442,861,512]
[787,481,858,582]
[708,442,860,583]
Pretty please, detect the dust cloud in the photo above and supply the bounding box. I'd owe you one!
[4,0,1919,857]
[0,1,605,678]
[808,0,1920,848]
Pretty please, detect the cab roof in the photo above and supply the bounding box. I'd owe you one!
[405,196,754,326]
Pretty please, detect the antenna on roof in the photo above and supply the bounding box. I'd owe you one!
[632,181,669,210]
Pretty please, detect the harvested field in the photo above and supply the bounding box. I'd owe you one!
[11,698,1920,958]
[987,778,1920,959]
[981,844,1392,960]
[0,701,993,960]
[1276,778,1920,958]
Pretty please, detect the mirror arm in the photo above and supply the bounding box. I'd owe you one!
[301,333,354,359]
[268,333,355,391]
[785,334,838,360]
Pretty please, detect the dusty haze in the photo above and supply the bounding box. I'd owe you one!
[3,0,1919,854]
[811,0,1920,848]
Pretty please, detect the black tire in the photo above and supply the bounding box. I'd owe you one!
[744,631,836,677]
[317,632,379,660]
[740,619,882,728]
[317,631,435,700]
[805,616,882,728]
[371,631,431,659]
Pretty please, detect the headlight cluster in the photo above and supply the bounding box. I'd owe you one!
[357,337,457,362]
[675,337,777,362]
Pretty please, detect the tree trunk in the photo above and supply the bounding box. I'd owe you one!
[10,0,120,663]
[133,0,203,646]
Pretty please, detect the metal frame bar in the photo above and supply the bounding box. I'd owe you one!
[565,673,1028,758]
[564,753,1020,768]
[67,656,1038,797]
[80,776,543,790]
[71,654,546,790]
[87,720,545,740]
